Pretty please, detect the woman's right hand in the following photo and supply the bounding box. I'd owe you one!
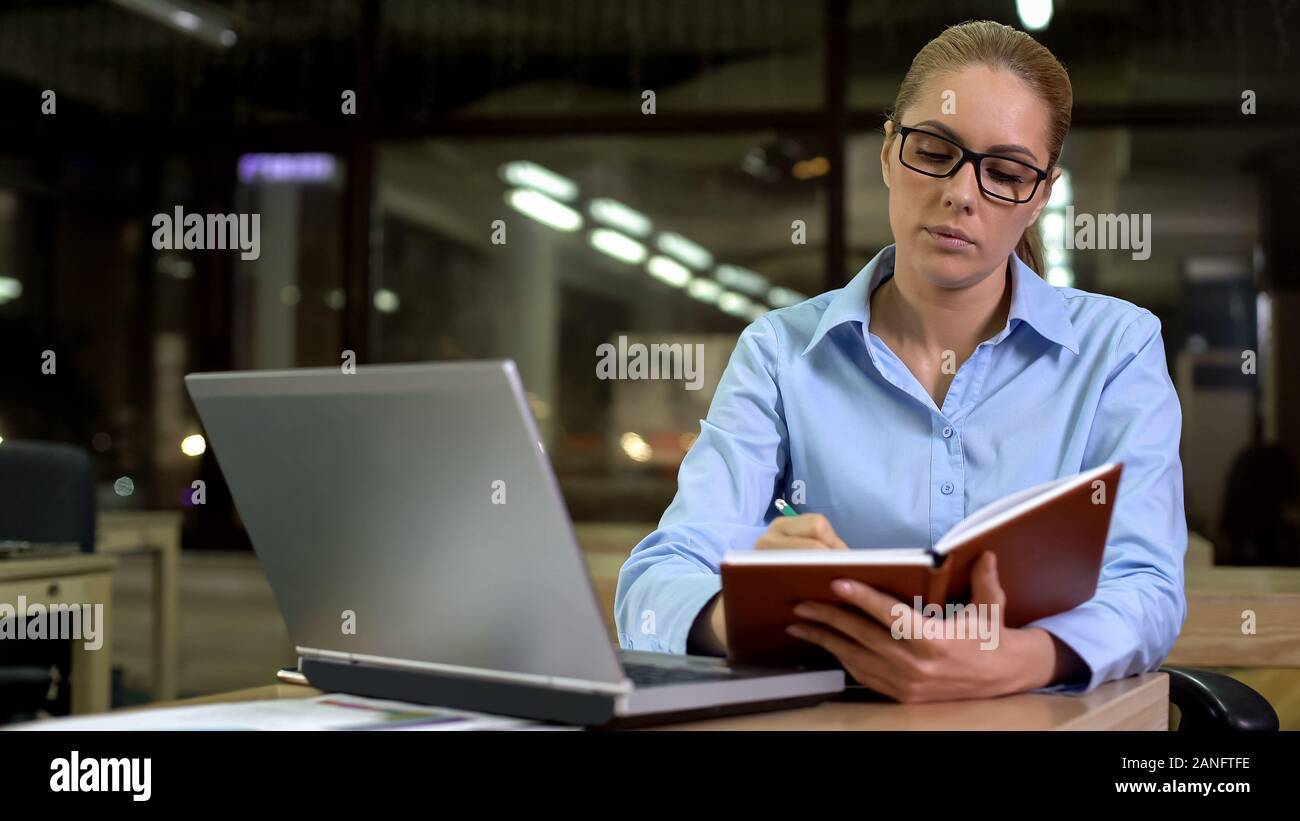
[754,512,850,550]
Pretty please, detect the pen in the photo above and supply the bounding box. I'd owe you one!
[773,498,799,517]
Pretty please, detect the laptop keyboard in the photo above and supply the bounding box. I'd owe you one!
[622,662,739,687]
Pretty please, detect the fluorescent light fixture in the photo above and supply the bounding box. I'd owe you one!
[767,286,805,308]
[646,255,692,288]
[499,161,578,202]
[506,188,583,232]
[718,291,753,318]
[588,198,651,237]
[0,277,22,301]
[1040,212,1065,244]
[657,232,713,271]
[1016,0,1053,30]
[1048,168,1072,208]
[107,0,238,50]
[744,303,769,321]
[1046,266,1074,287]
[687,278,723,303]
[1046,247,1066,266]
[590,229,647,264]
[715,264,769,297]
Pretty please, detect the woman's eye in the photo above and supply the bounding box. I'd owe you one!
[988,170,1024,184]
[919,151,952,162]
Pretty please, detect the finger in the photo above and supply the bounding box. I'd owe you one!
[969,552,1007,617]
[754,536,838,551]
[785,621,874,669]
[792,601,911,663]
[774,514,849,550]
[828,578,919,630]
[787,623,907,698]
[843,661,902,699]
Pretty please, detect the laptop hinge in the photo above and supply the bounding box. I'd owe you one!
[296,646,633,695]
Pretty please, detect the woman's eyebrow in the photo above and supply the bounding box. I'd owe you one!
[911,119,1041,164]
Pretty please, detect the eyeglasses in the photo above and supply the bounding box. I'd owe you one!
[889,120,1049,204]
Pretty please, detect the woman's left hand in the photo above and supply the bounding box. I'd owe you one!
[785,552,1061,702]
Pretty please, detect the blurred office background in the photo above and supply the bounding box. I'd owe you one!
[0,0,1298,719]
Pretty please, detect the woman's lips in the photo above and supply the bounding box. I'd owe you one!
[924,226,975,250]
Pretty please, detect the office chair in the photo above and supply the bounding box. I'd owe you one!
[1160,667,1280,731]
[0,439,97,723]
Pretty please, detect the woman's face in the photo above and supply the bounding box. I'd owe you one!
[881,64,1059,289]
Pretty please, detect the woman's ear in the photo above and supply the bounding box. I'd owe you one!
[1026,166,1061,224]
[880,121,895,189]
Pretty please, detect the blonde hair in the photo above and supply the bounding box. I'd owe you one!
[884,20,1072,275]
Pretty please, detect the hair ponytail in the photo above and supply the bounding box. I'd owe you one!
[1015,224,1043,275]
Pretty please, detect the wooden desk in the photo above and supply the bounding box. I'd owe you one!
[0,554,117,714]
[1168,532,1300,668]
[1171,565,1300,667]
[97,511,181,701]
[156,672,1168,730]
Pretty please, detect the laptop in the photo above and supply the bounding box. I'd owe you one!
[185,361,844,727]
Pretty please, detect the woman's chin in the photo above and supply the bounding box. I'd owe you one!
[914,251,986,289]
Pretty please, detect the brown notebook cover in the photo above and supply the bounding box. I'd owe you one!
[721,462,1123,668]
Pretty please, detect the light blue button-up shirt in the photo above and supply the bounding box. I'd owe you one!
[615,244,1187,694]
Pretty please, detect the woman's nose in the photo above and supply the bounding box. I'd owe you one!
[941,159,980,211]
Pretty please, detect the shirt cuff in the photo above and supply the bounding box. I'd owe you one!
[1024,599,1139,695]
[618,572,723,656]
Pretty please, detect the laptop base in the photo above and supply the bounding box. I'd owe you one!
[300,657,832,728]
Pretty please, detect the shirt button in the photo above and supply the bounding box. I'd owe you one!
[941,426,953,438]
[940,481,954,495]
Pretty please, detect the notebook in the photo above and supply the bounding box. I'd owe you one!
[720,462,1123,668]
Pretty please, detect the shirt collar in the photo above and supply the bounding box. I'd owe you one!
[800,244,1080,357]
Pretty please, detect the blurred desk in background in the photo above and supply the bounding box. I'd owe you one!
[97,511,181,701]
[0,554,116,714]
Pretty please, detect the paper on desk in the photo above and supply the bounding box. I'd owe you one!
[8,693,559,731]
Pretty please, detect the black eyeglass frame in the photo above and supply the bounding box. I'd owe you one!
[888,119,1051,205]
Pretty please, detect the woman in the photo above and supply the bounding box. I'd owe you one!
[615,20,1186,702]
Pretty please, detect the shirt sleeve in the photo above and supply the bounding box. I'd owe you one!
[615,316,788,654]
[1024,311,1188,693]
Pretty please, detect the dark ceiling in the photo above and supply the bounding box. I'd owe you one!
[0,0,1296,136]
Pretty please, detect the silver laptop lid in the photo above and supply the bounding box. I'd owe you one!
[185,361,625,687]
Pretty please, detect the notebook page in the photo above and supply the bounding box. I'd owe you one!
[722,548,931,566]
[933,462,1118,555]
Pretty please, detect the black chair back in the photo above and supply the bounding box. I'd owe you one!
[0,439,96,722]
[0,440,96,553]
